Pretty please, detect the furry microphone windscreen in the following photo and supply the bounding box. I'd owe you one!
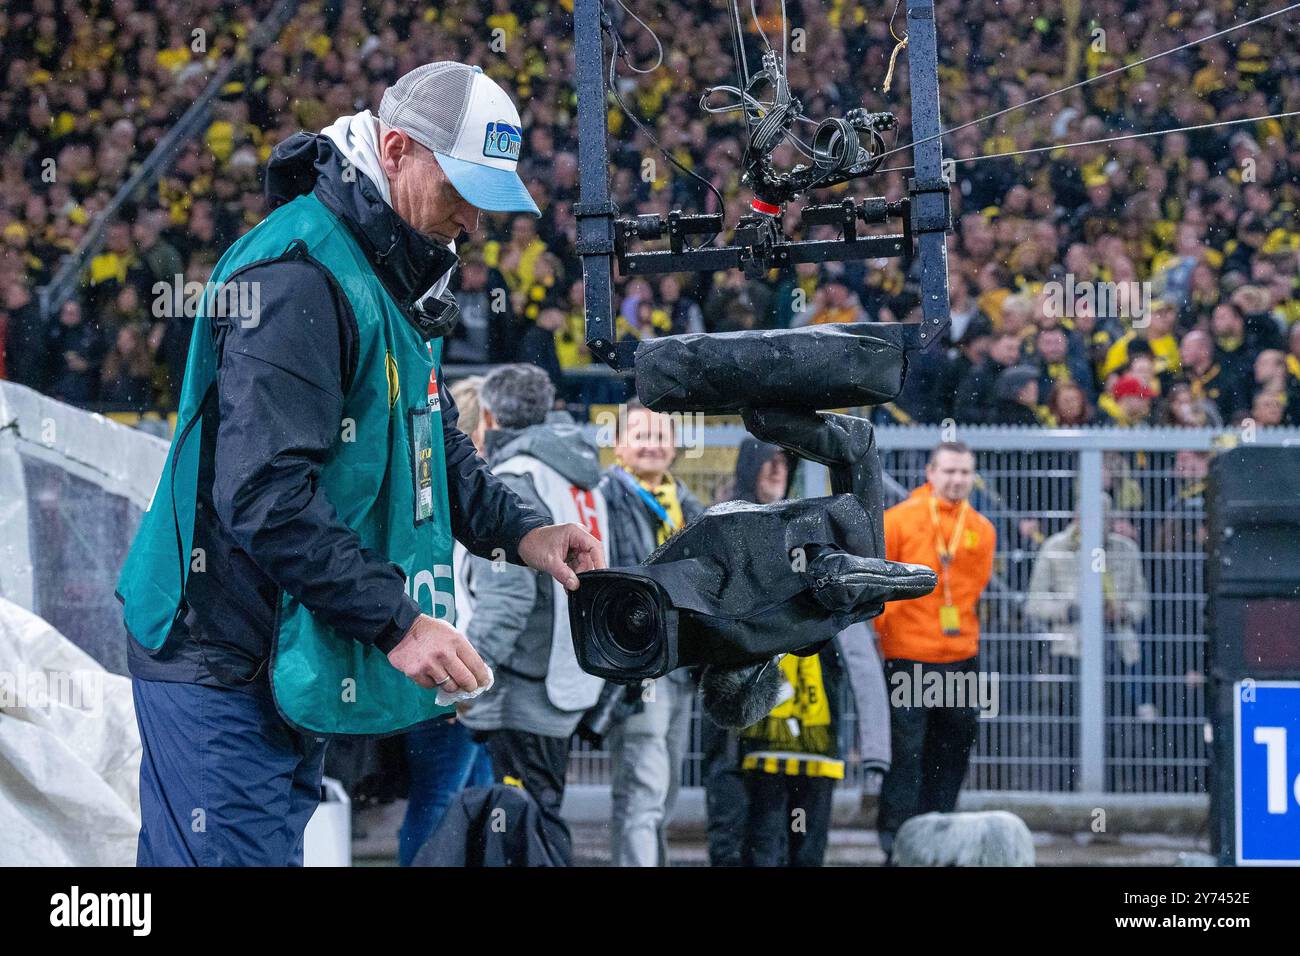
[699,656,785,729]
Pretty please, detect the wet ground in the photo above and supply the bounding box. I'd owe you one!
[352,798,1215,866]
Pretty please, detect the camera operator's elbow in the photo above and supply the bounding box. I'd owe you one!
[215,462,312,562]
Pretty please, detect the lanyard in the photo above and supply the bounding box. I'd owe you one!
[928,496,969,605]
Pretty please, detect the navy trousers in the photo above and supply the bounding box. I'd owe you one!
[132,677,327,866]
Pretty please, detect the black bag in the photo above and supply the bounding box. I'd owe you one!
[411,784,567,867]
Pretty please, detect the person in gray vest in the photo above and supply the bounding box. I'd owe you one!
[458,364,609,864]
[116,63,604,866]
[600,401,706,866]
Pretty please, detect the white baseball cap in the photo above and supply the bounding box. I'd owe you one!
[379,62,541,217]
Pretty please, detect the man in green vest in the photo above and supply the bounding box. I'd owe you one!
[116,63,603,866]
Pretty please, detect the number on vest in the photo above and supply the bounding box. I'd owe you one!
[407,564,455,620]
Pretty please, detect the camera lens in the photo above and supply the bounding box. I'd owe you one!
[600,588,659,657]
[570,571,676,681]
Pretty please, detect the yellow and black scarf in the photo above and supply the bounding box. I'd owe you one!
[639,475,684,546]
[740,653,845,779]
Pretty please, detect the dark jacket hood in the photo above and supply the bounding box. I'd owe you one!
[484,412,603,490]
[730,437,792,503]
[265,132,458,328]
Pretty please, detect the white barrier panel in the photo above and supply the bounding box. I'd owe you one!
[0,597,141,866]
[304,777,352,867]
[0,381,167,675]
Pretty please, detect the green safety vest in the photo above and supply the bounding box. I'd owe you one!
[117,192,456,736]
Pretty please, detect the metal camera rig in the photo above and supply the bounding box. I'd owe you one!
[572,0,953,370]
[564,0,957,697]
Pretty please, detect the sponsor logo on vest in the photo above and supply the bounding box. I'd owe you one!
[386,352,400,408]
[49,886,151,936]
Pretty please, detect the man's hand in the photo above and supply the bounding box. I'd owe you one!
[386,614,490,693]
[517,523,606,591]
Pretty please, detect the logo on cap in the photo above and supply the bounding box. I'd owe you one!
[483,121,522,162]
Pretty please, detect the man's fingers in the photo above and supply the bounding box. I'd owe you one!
[408,670,438,690]
[437,652,477,692]
[566,526,606,573]
[550,555,581,591]
[574,540,605,572]
[457,639,491,688]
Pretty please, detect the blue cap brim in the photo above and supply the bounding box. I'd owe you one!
[434,152,541,216]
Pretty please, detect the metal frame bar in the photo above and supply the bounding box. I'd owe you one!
[877,425,1300,451]
[903,0,952,349]
[571,0,952,368]
[1076,448,1106,790]
[620,235,908,276]
[573,0,625,367]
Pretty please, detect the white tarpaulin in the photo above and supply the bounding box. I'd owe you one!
[0,380,168,675]
[0,597,141,866]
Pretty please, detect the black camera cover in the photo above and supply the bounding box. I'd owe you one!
[569,494,936,681]
[634,323,909,413]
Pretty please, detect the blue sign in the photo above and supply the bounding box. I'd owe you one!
[1235,681,1300,865]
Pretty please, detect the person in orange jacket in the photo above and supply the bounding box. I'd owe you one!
[873,441,996,861]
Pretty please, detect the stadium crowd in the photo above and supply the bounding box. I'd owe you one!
[3,0,1283,866]
[2,0,1299,428]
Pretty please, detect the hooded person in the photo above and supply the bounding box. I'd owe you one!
[953,331,1023,424]
[736,642,848,866]
[718,436,796,504]
[706,431,893,866]
[116,63,604,867]
[699,436,794,865]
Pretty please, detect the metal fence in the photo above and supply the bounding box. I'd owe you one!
[570,422,1300,796]
[8,376,1296,798]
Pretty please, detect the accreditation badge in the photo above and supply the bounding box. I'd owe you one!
[410,406,434,524]
[426,362,441,410]
[939,604,961,636]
